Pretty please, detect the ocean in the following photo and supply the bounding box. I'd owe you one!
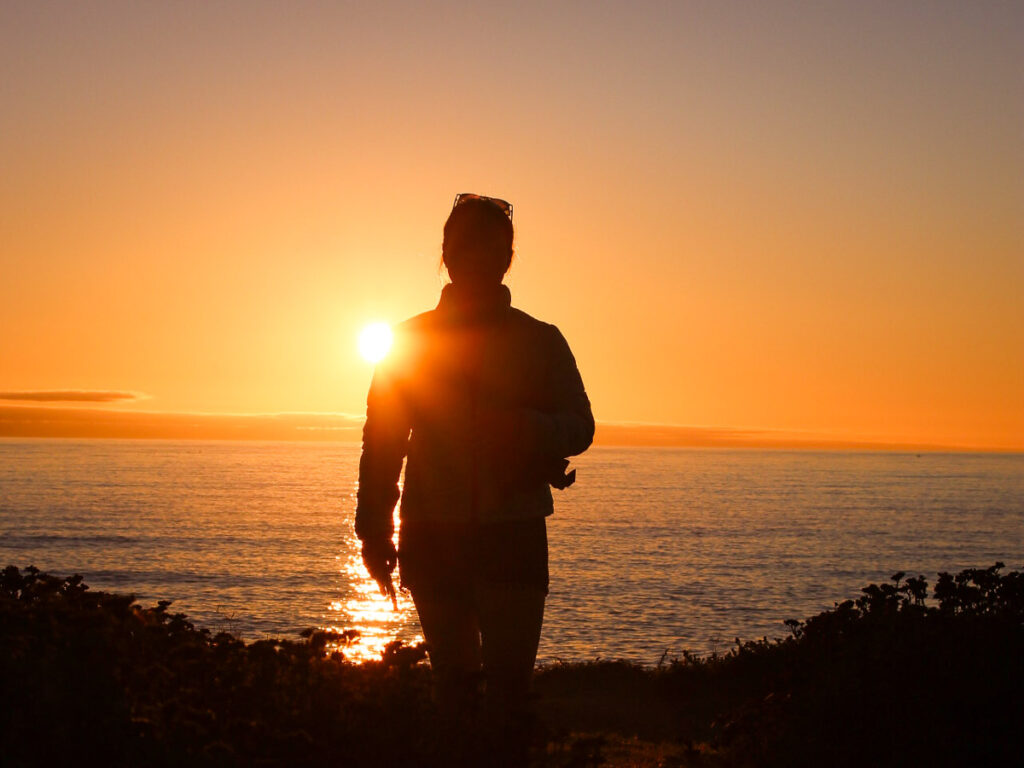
[1,438,1021,664]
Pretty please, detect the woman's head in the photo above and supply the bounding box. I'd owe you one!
[442,195,514,286]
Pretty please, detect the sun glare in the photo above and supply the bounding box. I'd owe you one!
[358,322,393,363]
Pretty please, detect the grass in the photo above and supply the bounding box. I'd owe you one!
[2,563,1022,766]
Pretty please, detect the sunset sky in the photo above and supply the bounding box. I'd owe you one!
[2,1,1021,449]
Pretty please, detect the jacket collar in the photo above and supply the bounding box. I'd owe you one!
[436,282,511,325]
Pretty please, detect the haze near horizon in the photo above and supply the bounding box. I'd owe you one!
[2,1,1021,450]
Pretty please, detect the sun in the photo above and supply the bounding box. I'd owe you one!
[358,322,393,363]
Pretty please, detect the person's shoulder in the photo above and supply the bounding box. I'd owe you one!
[508,306,552,330]
[395,308,436,334]
[507,306,565,340]
[382,308,440,368]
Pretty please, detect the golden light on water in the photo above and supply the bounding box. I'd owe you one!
[358,322,393,364]
[324,490,421,663]
[324,550,420,663]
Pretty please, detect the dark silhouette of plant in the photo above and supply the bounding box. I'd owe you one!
[655,563,1024,767]
[0,565,442,767]
[3,563,1021,767]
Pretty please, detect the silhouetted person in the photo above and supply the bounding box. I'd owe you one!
[355,193,594,751]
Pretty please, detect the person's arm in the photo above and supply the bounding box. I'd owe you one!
[501,324,594,465]
[354,359,410,600]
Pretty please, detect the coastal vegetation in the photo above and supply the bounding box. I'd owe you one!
[2,563,1021,766]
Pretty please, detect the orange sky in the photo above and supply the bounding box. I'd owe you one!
[2,2,1022,450]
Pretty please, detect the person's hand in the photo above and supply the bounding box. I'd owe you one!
[361,537,398,609]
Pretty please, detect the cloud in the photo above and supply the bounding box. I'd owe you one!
[592,422,973,451]
[0,390,142,403]
[0,405,366,442]
[0,404,986,449]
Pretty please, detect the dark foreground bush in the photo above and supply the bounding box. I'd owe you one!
[2,563,1022,767]
[654,562,1024,767]
[0,566,438,767]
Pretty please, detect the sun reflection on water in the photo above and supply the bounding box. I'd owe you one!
[324,496,422,663]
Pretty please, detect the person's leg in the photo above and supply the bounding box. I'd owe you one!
[474,517,548,734]
[401,521,484,715]
[410,588,482,716]
[476,583,546,722]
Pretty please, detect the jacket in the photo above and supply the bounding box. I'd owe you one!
[354,282,594,542]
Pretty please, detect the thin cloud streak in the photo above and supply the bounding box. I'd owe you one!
[0,405,365,442]
[0,390,143,403]
[0,405,1010,451]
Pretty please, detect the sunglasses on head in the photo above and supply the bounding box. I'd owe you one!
[452,193,513,222]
